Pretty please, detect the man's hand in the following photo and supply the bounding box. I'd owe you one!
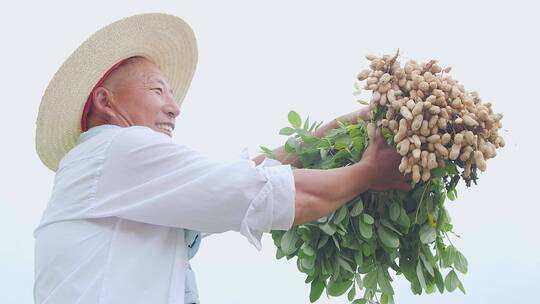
[277,110,411,225]
[358,129,411,192]
[291,127,410,225]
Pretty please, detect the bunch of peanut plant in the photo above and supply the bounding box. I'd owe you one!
[263,52,503,304]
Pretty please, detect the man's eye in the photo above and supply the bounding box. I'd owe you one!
[152,88,163,94]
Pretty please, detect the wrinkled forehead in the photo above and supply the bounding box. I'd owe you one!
[139,68,173,94]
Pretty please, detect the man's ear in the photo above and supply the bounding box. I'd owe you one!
[91,87,116,119]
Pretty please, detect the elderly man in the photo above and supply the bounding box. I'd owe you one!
[33,13,409,304]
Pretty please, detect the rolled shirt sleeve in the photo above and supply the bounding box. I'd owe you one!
[89,126,296,250]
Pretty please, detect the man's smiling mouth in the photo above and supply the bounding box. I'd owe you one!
[155,122,174,136]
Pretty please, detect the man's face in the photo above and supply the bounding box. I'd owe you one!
[91,57,180,137]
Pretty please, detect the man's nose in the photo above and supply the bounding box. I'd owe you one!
[164,96,180,119]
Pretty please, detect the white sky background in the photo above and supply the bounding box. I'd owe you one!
[1,0,539,303]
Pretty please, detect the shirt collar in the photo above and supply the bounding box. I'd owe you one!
[78,124,122,144]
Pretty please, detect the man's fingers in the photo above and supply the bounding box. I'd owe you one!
[400,172,412,182]
[373,128,380,140]
[374,128,384,145]
[389,164,410,182]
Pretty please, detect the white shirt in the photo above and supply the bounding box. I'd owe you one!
[33,124,296,304]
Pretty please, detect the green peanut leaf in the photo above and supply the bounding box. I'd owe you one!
[362,214,374,225]
[309,279,325,303]
[397,208,410,230]
[271,231,284,247]
[363,244,373,258]
[301,256,315,270]
[377,226,400,248]
[319,222,337,236]
[453,248,468,274]
[358,219,373,239]
[259,146,276,158]
[275,247,285,259]
[434,267,445,293]
[354,250,364,267]
[347,283,357,301]
[416,261,427,291]
[279,127,296,136]
[333,207,348,225]
[399,258,416,282]
[285,137,300,152]
[380,293,395,304]
[351,198,364,216]
[419,224,437,244]
[380,219,403,236]
[317,234,329,249]
[280,229,299,256]
[331,235,341,251]
[303,115,310,131]
[297,225,311,241]
[323,258,332,276]
[288,110,302,128]
[445,161,459,175]
[444,270,459,292]
[447,190,456,201]
[389,202,401,222]
[444,245,457,267]
[458,280,466,294]
[337,256,354,273]
[431,167,446,178]
[363,268,378,290]
[419,252,434,277]
[334,134,353,149]
[359,256,375,274]
[301,243,315,257]
[411,278,422,295]
[327,279,353,297]
[316,216,327,223]
[381,127,394,145]
[377,267,394,295]
[313,120,324,133]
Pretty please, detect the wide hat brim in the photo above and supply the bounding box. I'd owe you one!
[36,13,198,171]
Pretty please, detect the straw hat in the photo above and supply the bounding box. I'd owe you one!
[35,13,198,171]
